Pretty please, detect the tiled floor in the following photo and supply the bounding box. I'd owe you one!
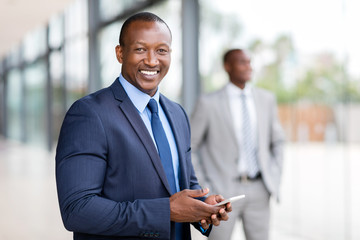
[1,138,359,240]
[0,139,71,240]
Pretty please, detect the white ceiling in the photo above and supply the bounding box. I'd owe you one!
[0,0,75,59]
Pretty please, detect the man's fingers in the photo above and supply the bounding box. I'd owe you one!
[186,188,209,198]
[219,208,229,221]
[215,194,225,203]
[200,219,210,230]
[211,213,220,226]
[225,202,232,212]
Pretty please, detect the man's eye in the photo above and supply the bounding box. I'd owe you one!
[135,48,145,52]
[158,49,168,54]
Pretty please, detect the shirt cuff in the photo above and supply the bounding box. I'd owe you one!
[199,223,211,233]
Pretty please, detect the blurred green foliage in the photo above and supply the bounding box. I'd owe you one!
[252,35,360,103]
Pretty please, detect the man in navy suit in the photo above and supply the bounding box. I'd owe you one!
[56,12,230,240]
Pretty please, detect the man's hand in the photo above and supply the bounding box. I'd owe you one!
[170,188,220,223]
[200,194,232,229]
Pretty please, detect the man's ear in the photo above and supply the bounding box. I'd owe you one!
[115,45,123,64]
[224,62,230,73]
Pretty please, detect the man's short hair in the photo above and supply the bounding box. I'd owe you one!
[223,49,243,64]
[119,12,172,46]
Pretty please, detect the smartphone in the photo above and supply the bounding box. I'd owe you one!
[214,194,245,206]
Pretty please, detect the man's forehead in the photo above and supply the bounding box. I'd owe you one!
[124,21,172,44]
[127,20,169,33]
[230,50,250,60]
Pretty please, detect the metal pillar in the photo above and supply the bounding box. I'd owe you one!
[88,0,101,93]
[181,0,200,114]
[45,25,53,151]
[0,61,5,136]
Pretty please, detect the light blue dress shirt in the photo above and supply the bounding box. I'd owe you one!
[118,74,180,192]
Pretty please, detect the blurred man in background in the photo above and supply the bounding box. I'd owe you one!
[191,49,285,240]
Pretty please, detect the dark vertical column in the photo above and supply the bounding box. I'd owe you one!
[0,60,5,137]
[45,25,53,151]
[61,14,68,112]
[88,0,101,93]
[181,0,200,114]
[19,46,27,143]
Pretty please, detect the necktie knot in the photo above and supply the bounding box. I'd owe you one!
[241,92,246,100]
[148,99,158,114]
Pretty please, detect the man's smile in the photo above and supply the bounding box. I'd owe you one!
[139,70,159,76]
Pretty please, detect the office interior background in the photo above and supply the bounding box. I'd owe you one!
[0,0,359,239]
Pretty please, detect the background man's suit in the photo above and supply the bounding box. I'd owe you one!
[191,85,285,239]
[56,79,207,240]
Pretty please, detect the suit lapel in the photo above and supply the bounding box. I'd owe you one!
[159,96,188,191]
[218,88,238,144]
[110,79,173,195]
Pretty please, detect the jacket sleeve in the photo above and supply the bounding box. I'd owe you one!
[55,99,171,239]
[269,94,285,178]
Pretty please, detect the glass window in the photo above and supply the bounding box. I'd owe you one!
[24,62,47,147]
[99,0,148,22]
[63,0,88,108]
[50,50,66,141]
[64,0,88,39]
[6,69,23,141]
[64,37,88,108]
[7,47,21,68]
[99,21,123,87]
[49,14,64,49]
[23,26,47,62]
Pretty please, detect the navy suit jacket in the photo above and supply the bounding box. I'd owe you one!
[56,79,209,240]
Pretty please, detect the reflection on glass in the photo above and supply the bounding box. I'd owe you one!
[49,14,64,49]
[7,48,21,68]
[24,62,47,147]
[99,0,139,21]
[99,21,122,87]
[64,37,88,108]
[64,0,88,39]
[6,69,22,141]
[50,50,66,141]
[23,26,47,62]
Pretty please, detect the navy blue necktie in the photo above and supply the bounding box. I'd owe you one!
[147,99,177,194]
[148,99,182,240]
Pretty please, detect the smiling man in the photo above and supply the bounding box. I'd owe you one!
[55,12,230,240]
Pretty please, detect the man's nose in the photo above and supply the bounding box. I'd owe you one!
[144,51,159,66]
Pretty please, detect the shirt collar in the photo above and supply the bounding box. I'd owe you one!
[227,81,253,97]
[119,73,160,113]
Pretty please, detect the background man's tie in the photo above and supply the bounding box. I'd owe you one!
[240,93,260,177]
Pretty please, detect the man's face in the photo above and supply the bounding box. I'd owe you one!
[224,50,252,87]
[115,20,172,96]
